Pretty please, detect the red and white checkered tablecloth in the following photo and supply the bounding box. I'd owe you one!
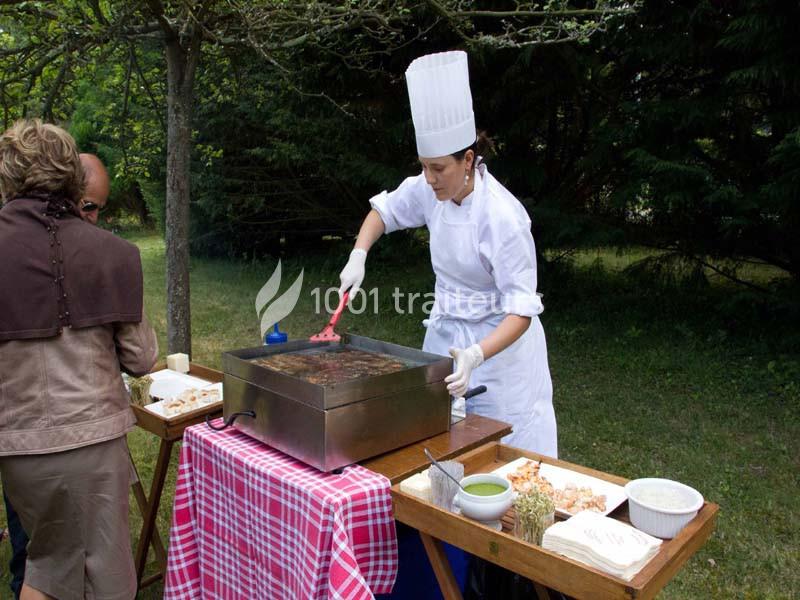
[163,420,398,600]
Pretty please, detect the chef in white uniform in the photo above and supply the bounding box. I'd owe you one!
[338,51,557,457]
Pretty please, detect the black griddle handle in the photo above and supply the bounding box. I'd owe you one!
[205,410,256,431]
[463,385,487,400]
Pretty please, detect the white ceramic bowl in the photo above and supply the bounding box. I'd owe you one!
[624,478,704,539]
[453,473,513,523]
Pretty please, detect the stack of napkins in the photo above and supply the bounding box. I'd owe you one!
[399,469,432,502]
[542,511,662,581]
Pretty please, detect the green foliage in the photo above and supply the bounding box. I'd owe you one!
[594,0,800,278]
[67,41,166,224]
[1,0,798,288]
[185,42,420,258]
[139,179,167,233]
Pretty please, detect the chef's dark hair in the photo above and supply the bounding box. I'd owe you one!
[452,131,495,170]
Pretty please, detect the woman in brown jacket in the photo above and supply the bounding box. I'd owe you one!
[0,119,158,600]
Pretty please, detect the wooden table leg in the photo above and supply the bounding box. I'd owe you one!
[533,581,551,599]
[135,438,174,586]
[418,530,554,600]
[419,532,463,600]
[130,458,168,571]
[140,572,164,587]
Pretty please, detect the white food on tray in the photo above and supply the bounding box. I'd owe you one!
[399,469,432,502]
[166,353,190,373]
[492,457,627,519]
[143,371,223,419]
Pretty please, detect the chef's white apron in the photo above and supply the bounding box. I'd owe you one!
[422,168,557,457]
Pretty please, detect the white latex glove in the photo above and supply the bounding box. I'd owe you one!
[445,344,484,398]
[338,248,367,298]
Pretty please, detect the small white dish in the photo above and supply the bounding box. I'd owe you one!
[453,473,513,525]
[624,478,704,539]
[451,506,503,531]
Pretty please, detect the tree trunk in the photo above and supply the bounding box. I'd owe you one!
[164,40,195,354]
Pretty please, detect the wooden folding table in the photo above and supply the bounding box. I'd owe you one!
[391,441,719,600]
[129,362,224,589]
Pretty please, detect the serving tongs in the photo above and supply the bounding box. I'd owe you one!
[309,290,349,343]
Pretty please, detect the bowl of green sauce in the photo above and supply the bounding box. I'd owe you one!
[454,473,513,523]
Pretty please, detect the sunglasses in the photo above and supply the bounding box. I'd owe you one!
[80,201,106,214]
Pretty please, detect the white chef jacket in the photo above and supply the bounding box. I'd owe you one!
[369,163,557,457]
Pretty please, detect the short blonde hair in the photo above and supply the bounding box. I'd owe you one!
[0,119,84,204]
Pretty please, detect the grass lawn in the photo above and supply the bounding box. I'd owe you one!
[2,233,798,599]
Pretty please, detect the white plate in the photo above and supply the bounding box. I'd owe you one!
[148,370,214,401]
[143,371,223,419]
[492,457,627,519]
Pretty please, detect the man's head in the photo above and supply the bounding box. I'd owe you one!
[78,153,110,225]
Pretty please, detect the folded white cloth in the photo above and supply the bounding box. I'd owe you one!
[542,511,662,581]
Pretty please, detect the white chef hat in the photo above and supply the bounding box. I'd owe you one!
[405,51,476,158]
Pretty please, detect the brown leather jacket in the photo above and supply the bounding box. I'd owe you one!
[0,318,158,455]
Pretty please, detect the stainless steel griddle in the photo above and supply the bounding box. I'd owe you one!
[221,334,453,471]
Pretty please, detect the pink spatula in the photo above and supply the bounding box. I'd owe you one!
[309,291,349,343]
